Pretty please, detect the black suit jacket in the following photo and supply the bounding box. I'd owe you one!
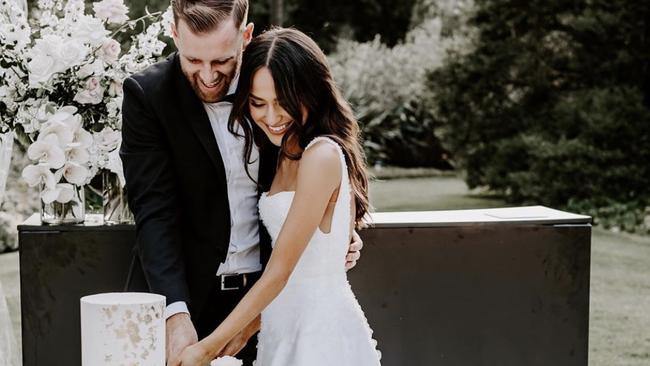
[120,53,276,321]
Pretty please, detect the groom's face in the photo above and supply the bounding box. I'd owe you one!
[172,18,253,103]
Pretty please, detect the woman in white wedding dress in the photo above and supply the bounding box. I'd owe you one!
[175,27,381,366]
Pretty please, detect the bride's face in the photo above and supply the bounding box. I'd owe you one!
[249,67,305,146]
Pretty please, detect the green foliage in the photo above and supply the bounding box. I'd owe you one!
[428,0,650,231]
[281,0,418,52]
[330,19,464,167]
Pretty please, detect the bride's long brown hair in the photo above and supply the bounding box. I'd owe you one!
[228,27,370,227]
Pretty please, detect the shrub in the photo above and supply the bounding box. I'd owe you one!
[428,0,650,232]
[330,18,466,167]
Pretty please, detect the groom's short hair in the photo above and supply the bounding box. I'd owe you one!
[171,0,249,33]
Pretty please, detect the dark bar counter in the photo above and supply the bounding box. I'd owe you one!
[19,206,591,366]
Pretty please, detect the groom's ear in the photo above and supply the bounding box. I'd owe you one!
[171,22,180,49]
[242,22,254,48]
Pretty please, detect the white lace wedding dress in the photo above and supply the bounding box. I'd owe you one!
[255,137,381,366]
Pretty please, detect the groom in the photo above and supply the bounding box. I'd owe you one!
[120,0,363,365]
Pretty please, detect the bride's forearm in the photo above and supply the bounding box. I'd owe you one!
[202,270,288,356]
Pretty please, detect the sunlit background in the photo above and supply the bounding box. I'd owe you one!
[1,1,649,365]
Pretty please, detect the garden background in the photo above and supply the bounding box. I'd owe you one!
[0,0,649,365]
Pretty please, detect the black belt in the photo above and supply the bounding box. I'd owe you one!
[218,271,262,291]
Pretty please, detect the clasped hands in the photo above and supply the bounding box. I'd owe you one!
[166,313,258,366]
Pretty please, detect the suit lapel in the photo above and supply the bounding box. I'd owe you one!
[173,54,228,181]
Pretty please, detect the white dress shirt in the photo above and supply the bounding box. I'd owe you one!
[166,82,262,319]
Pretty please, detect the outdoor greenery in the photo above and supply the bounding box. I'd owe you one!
[4,0,647,240]
[428,0,650,233]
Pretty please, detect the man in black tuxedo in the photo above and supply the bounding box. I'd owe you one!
[120,1,363,365]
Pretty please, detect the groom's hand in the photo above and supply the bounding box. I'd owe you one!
[218,314,261,358]
[166,313,198,366]
[345,231,363,271]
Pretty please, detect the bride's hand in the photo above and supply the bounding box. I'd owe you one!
[218,315,261,357]
[345,230,363,271]
[170,341,215,366]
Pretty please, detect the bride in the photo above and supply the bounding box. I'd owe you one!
[174,27,381,366]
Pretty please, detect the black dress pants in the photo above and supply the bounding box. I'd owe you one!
[194,272,262,366]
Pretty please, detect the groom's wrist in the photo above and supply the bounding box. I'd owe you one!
[165,301,190,320]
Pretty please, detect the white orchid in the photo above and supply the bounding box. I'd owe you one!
[27,134,66,169]
[22,163,57,189]
[39,107,82,145]
[106,143,125,187]
[67,145,90,164]
[41,183,77,204]
[61,161,89,185]
[74,128,94,149]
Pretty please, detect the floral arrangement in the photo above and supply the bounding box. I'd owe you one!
[0,0,172,207]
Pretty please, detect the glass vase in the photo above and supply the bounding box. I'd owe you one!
[40,183,85,225]
[103,170,134,224]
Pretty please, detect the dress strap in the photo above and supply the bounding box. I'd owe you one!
[304,136,352,231]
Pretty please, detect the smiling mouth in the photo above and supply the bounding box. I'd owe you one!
[267,123,290,134]
[199,75,224,90]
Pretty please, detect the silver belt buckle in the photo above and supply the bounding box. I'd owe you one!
[220,273,247,291]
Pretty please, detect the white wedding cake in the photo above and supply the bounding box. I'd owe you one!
[80,292,165,366]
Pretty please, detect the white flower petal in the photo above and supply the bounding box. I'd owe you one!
[48,146,66,169]
[41,187,60,204]
[76,129,94,148]
[63,162,88,185]
[21,165,43,187]
[55,183,75,203]
[67,147,90,164]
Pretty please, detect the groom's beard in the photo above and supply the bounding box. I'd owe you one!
[185,70,232,103]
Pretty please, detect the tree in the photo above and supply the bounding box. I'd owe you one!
[269,0,283,26]
[429,0,650,211]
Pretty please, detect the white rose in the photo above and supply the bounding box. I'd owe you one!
[73,77,105,105]
[59,39,89,72]
[27,54,57,87]
[72,15,110,47]
[77,59,105,78]
[97,38,121,63]
[93,0,129,25]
